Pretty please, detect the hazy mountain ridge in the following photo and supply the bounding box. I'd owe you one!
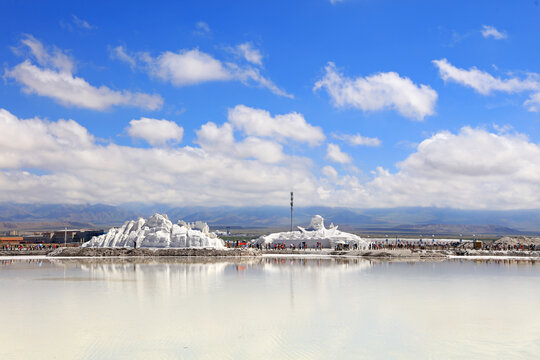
[388,224,521,235]
[0,203,137,225]
[0,203,538,233]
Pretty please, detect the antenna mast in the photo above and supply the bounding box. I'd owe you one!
[290,192,293,232]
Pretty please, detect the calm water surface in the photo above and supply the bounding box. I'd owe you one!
[0,256,539,360]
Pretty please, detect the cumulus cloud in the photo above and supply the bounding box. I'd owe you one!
[0,108,315,205]
[110,45,136,69]
[144,49,231,86]
[524,92,540,112]
[321,126,540,209]
[433,58,540,111]
[196,104,325,162]
[15,34,74,73]
[228,105,325,145]
[332,132,381,147]
[314,62,437,121]
[127,118,184,146]
[141,48,292,98]
[321,165,338,179]
[5,36,163,111]
[196,122,285,163]
[3,108,540,210]
[481,25,507,40]
[5,61,162,111]
[433,58,538,95]
[326,143,352,164]
[233,42,263,66]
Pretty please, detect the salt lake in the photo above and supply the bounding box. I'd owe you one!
[0,256,538,359]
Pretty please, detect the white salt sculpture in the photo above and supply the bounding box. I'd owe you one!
[83,214,224,248]
[254,215,370,249]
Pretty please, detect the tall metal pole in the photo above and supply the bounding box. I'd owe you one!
[290,192,293,232]
[64,226,67,248]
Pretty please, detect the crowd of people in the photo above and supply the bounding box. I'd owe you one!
[1,244,58,251]
[224,239,539,252]
[491,243,537,251]
[262,242,325,250]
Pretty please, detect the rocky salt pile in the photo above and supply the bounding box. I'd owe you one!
[83,214,224,248]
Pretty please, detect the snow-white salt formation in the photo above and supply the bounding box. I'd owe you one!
[254,215,370,249]
[83,214,224,248]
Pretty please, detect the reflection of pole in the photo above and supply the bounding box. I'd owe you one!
[290,192,293,232]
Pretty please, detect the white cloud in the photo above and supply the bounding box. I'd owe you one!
[481,25,507,40]
[433,58,538,95]
[72,15,94,30]
[332,132,381,147]
[321,126,540,209]
[145,49,231,86]
[5,61,163,111]
[142,48,292,98]
[231,65,293,98]
[194,21,211,36]
[17,34,74,73]
[234,42,263,66]
[110,45,136,69]
[127,118,184,146]
[5,37,163,111]
[322,165,338,179]
[0,108,315,205]
[228,105,325,145]
[524,92,540,112]
[326,143,351,164]
[314,62,437,120]
[433,58,540,111]
[3,108,540,210]
[60,15,96,31]
[196,122,285,163]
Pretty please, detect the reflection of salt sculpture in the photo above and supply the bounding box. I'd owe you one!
[262,258,373,273]
[83,214,224,248]
[254,215,370,249]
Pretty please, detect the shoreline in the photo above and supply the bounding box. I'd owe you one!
[1,247,539,260]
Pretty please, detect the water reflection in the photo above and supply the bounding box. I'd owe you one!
[0,257,539,360]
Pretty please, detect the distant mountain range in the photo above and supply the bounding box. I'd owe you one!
[1,202,540,234]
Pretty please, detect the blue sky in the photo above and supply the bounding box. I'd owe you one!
[1,0,540,209]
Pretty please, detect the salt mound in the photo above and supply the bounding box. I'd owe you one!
[83,214,224,249]
[254,215,370,249]
[494,236,540,249]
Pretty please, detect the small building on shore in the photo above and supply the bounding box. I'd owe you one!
[0,236,24,245]
[253,215,370,250]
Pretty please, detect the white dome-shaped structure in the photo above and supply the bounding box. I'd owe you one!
[83,214,224,249]
[254,215,370,250]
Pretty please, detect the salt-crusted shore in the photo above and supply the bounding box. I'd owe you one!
[0,247,521,258]
[265,248,540,259]
[46,247,262,257]
[1,248,539,259]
